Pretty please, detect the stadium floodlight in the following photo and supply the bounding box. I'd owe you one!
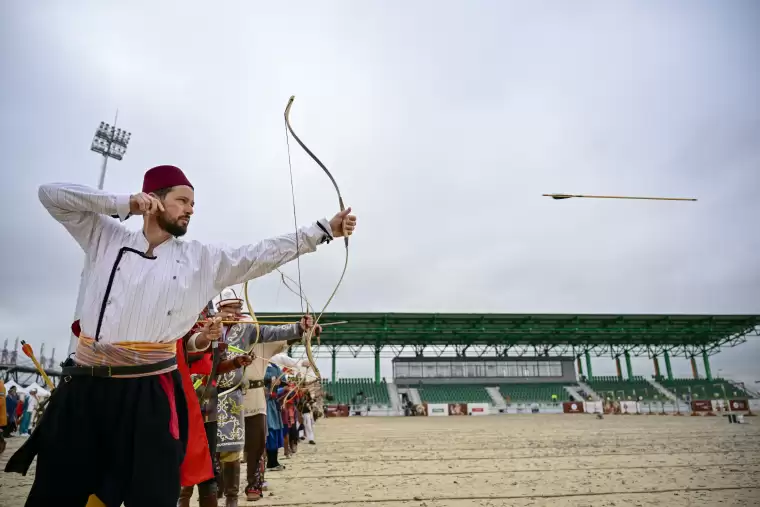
[90,115,132,190]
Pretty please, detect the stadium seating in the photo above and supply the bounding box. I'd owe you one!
[417,384,493,404]
[498,383,569,403]
[321,378,391,406]
[658,377,753,400]
[587,376,659,400]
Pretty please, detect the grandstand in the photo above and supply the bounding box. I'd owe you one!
[320,378,391,406]
[417,384,493,404]
[499,383,569,403]
[280,312,759,414]
[659,377,752,401]
[587,376,660,400]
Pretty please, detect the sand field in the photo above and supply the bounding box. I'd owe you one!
[1,414,758,506]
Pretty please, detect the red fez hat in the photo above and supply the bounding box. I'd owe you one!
[142,165,194,194]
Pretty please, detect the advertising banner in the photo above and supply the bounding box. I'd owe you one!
[584,401,603,414]
[619,401,640,414]
[691,400,712,412]
[427,403,449,416]
[563,401,584,413]
[326,405,350,417]
[468,403,489,416]
[711,399,728,413]
[749,399,760,413]
[729,399,749,411]
[448,403,467,416]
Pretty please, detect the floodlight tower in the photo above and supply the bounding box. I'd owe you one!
[90,113,132,189]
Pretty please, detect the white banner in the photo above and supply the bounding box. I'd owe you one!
[584,401,603,413]
[749,399,760,412]
[468,403,489,416]
[619,401,641,414]
[427,404,449,416]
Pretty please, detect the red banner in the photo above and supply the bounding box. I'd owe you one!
[691,400,712,412]
[563,402,585,413]
[729,400,749,411]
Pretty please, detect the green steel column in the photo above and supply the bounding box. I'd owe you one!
[331,348,337,383]
[375,346,381,384]
[702,350,712,381]
[624,350,633,381]
[690,356,699,379]
[664,350,673,381]
[615,356,622,380]
[577,356,584,376]
[585,351,593,379]
[653,355,661,378]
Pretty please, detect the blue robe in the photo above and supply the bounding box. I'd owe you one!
[264,364,285,450]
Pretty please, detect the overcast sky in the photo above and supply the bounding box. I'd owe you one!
[1,1,758,384]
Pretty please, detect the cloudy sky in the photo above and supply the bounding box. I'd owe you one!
[1,1,758,383]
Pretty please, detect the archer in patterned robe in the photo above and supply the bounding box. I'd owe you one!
[213,293,311,505]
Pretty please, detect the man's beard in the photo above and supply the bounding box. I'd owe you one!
[156,212,189,237]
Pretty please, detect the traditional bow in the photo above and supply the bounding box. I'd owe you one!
[283,95,349,381]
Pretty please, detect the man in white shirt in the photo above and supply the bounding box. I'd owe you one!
[5,164,356,507]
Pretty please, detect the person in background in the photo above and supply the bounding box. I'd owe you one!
[281,379,296,459]
[298,390,317,444]
[15,393,24,428]
[3,386,19,437]
[264,363,286,471]
[0,379,6,453]
[19,389,38,435]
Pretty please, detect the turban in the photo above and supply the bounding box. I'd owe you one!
[142,165,193,194]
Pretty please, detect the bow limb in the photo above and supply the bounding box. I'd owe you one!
[284,95,351,381]
[243,281,260,351]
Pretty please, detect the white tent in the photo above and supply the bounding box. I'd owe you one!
[26,382,51,398]
[4,379,28,394]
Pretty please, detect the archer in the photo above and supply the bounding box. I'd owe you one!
[5,164,355,507]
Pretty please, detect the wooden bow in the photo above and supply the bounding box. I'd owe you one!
[283,95,350,380]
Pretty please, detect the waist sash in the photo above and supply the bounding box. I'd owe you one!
[71,335,178,378]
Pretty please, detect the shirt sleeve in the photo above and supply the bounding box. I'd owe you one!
[204,219,334,294]
[38,183,132,252]
[271,353,304,369]
[186,332,210,353]
[259,324,301,343]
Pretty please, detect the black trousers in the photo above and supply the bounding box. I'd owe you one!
[196,420,219,494]
[6,370,188,507]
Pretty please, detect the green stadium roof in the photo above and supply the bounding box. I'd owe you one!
[262,312,760,357]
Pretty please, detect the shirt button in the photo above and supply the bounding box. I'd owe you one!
[116,267,121,271]
[167,310,172,316]
[173,276,177,280]
[107,300,112,305]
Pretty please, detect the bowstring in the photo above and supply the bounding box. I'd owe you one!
[284,119,304,314]
[284,111,315,388]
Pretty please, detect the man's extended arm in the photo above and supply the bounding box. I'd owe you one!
[206,220,334,294]
[258,323,302,343]
[38,183,130,252]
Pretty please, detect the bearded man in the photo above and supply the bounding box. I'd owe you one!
[5,164,356,507]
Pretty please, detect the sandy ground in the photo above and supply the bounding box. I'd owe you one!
[1,414,759,506]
